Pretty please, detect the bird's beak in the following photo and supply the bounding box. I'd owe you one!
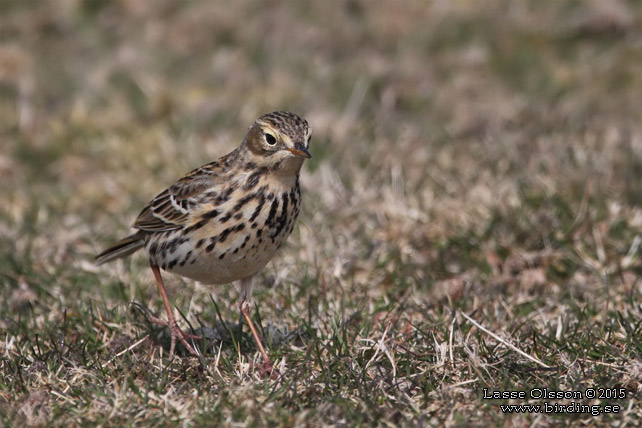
[287,143,312,159]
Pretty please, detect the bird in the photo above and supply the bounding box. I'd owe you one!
[95,111,312,371]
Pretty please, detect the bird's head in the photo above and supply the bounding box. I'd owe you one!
[243,111,312,173]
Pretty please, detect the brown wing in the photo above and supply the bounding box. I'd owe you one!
[133,161,226,232]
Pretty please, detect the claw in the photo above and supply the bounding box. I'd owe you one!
[148,313,201,357]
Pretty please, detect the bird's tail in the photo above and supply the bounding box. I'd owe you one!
[95,231,146,265]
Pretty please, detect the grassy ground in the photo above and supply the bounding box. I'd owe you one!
[1,0,641,426]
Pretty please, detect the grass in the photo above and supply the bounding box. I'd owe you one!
[1,0,641,426]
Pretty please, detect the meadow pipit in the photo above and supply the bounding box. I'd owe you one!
[96,111,311,370]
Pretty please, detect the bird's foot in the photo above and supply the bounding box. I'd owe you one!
[148,314,201,357]
[259,359,277,380]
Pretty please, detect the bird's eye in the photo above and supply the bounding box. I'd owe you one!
[265,133,277,145]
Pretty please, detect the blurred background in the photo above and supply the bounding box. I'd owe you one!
[1,0,641,425]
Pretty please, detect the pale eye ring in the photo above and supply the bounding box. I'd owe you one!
[265,133,277,145]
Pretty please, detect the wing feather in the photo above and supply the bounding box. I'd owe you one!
[133,161,226,232]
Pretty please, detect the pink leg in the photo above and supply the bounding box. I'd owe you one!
[240,297,273,375]
[150,265,200,357]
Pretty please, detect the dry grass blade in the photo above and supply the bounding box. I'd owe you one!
[460,311,551,369]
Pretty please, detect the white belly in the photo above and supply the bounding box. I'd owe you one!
[167,233,284,284]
